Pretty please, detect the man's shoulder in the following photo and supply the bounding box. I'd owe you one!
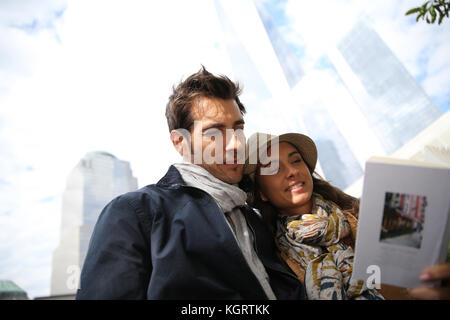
[99,184,176,233]
[111,184,169,209]
[111,179,197,213]
[120,184,162,198]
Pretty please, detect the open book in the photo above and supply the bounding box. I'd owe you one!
[352,156,450,288]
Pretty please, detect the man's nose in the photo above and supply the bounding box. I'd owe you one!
[225,129,245,152]
[224,129,246,163]
[226,133,238,151]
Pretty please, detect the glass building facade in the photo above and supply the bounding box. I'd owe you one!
[253,0,303,89]
[214,1,441,189]
[50,152,137,295]
[331,20,442,155]
[215,0,363,188]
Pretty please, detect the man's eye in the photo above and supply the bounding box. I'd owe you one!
[204,129,221,137]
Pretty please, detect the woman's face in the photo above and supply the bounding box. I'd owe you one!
[256,142,313,216]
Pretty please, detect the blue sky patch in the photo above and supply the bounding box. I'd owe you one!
[39,196,55,203]
[10,7,66,35]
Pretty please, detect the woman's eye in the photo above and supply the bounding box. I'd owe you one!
[260,161,279,175]
[263,167,279,175]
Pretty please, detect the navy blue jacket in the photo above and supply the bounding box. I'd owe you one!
[76,165,305,300]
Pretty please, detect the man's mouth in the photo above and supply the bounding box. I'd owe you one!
[223,157,239,165]
[223,163,240,168]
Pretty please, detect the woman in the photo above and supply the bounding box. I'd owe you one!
[243,132,450,300]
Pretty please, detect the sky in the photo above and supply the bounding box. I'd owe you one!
[0,0,449,299]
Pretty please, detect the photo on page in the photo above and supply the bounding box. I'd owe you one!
[379,192,427,249]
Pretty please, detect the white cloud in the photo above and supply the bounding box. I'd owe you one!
[0,0,233,298]
[284,0,360,69]
[284,0,450,111]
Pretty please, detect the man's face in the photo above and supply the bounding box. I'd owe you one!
[188,97,245,184]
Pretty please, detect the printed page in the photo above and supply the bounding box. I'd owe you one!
[353,157,450,288]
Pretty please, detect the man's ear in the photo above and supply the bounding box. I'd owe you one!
[170,130,184,156]
[170,129,191,161]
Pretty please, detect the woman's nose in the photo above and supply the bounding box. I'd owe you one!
[285,165,297,179]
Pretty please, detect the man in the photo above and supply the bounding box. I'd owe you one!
[76,67,305,299]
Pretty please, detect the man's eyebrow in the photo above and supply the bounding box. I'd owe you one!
[234,119,245,126]
[288,151,301,158]
[202,119,245,132]
[202,123,225,132]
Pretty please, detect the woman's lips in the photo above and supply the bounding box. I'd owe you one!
[286,182,305,192]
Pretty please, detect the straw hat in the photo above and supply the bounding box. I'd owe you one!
[244,132,318,180]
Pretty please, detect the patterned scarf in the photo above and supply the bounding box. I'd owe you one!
[276,193,383,300]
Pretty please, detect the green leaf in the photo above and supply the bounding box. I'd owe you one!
[416,11,425,21]
[430,7,437,22]
[405,7,421,15]
[430,5,437,16]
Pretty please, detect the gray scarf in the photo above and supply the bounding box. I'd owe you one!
[173,162,247,213]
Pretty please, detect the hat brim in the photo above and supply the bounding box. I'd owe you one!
[244,132,318,179]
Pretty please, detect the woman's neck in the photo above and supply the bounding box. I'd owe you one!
[278,198,313,217]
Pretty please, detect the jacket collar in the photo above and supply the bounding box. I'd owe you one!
[156,165,185,188]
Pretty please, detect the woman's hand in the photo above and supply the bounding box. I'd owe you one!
[407,263,450,299]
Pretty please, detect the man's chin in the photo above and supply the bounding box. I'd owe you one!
[220,165,243,184]
[199,164,243,184]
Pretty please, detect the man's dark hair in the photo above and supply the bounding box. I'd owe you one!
[165,66,246,132]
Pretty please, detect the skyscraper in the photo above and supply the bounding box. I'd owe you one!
[215,0,363,188]
[214,0,442,189]
[329,20,442,155]
[252,0,303,89]
[51,151,137,295]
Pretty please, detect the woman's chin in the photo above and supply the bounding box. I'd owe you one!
[277,193,313,215]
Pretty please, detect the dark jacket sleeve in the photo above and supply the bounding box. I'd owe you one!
[76,194,152,299]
